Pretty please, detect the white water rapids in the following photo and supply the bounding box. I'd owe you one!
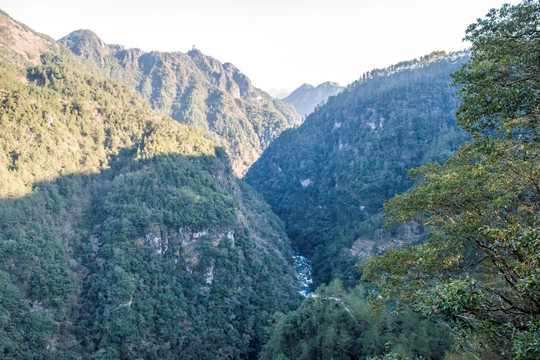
[292,250,313,296]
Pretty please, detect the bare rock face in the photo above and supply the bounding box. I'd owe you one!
[351,223,424,259]
[114,47,144,69]
[225,62,254,98]
[188,49,254,99]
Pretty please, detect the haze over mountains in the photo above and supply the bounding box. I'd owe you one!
[282,81,344,117]
[266,88,291,99]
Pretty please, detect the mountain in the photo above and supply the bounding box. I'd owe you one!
[0,10,300,358]
[0,10,60,65]
[283,81,344,117]
[58,30,301,176]
[266,87,291,99]
[245,51,470,285]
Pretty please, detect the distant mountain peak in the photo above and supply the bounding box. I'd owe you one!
[298,83,315,90]
[318,81,341,88]
[267,88,291,99]
[59,29,111,61]
[283,81,344,117]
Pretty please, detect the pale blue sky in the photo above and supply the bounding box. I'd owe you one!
[2,0,521,91]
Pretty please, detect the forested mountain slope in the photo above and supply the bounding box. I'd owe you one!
[58,30,301,176]
[245,51,469,285]
[0,10,300,359]
[363,1,540,357]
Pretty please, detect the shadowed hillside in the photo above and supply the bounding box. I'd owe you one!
[0,11,300,358]
[245,51,469,285]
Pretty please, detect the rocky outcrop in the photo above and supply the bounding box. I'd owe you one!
[188,49,254,99]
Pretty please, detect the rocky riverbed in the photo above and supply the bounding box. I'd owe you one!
[292,250,313,296]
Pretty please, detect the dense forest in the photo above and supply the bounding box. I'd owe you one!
[258,1,539,359]
[0,12,300,358]
[58,30,301,176]
[259,279,452,360]
[363,1,540,358]
[245,50,469,286]
[0,0,538,359]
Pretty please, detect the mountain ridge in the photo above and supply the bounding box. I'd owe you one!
[58,29,301,176]
[283,81,344,117]
[245,50,470,285]
[0,10,301,358]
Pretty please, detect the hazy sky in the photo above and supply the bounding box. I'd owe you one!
[2,0,522,91]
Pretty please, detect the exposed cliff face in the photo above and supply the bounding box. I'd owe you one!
[246,51,470,285]
[187,49,254,99]
[0,11,300,359]
[114,47,145,68]
[283,81,344,117]
[58,30,301,176]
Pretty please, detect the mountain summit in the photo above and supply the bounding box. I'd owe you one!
[0,10,301,358]
[56,29,111,63]
[59,30,301,175]
[283,81,344,117]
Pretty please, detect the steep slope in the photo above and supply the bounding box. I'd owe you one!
[58,30,301,176]
[0,10,61,66]
[283,81,344,117]
[245,51,469,285]
[0,11,300,359]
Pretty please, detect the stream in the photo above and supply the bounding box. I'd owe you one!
[292,250,313,296]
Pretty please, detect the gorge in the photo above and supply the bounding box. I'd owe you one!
[0,1,538,359]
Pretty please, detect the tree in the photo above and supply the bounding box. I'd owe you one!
[451,0,539,139]
[362,1,539,358]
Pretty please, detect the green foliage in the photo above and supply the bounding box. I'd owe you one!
[246,52,468,285]
[451,0,539,138]
[260,279,452,360]
[0,55,211,198]
[58,32,301,175]
[363,1,540,358]
[0,22,301,358]
[367,353,408,360]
